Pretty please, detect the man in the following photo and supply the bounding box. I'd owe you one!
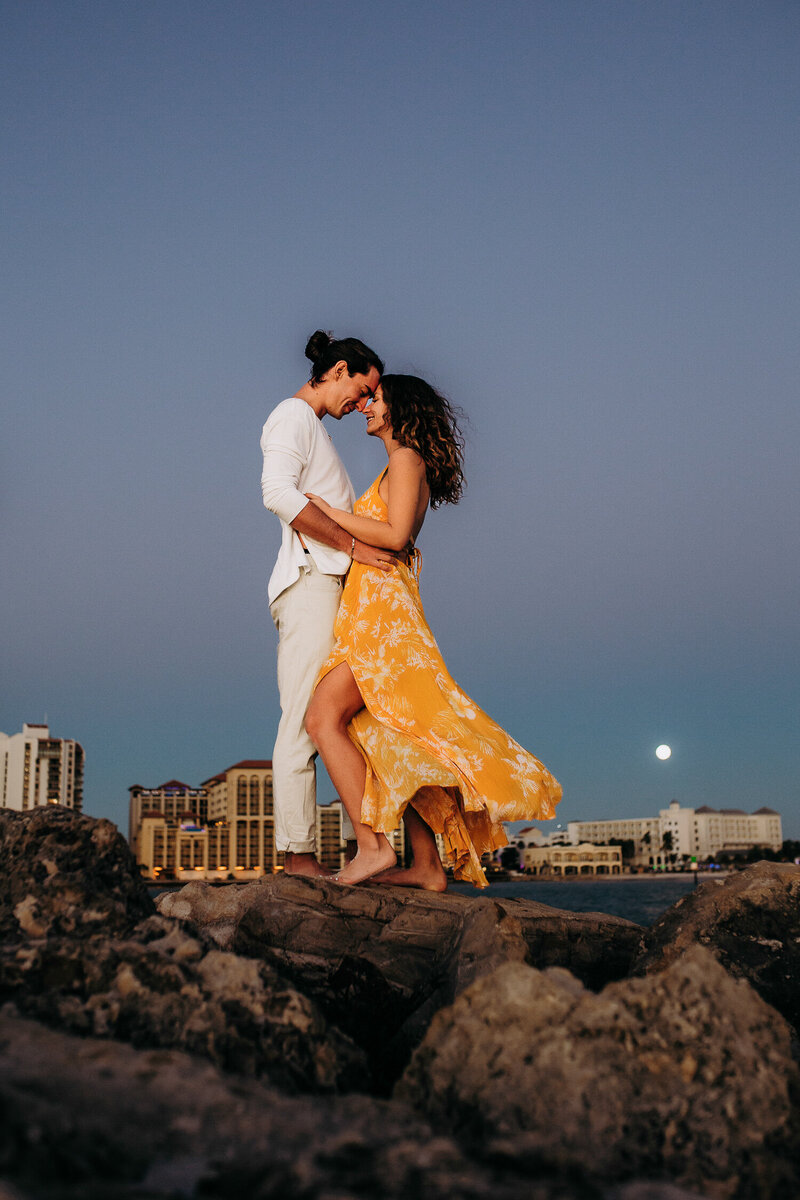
[261,330,396,876]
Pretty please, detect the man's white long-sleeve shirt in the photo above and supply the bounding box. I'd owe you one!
[261,397,355,604]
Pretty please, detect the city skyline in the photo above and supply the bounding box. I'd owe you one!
[3,2,798,837]
[3,716,790,846]
[126,762,783,884]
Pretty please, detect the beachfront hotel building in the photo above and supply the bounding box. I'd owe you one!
[0,723,84,813]
[567,800,783,867]
[130,761,278,880]
[128,778,209,844]
[130,763,417,880]
[524,842,623,876]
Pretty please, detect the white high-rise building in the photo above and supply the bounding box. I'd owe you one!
[568,800,782,866]
[0,723,84,813]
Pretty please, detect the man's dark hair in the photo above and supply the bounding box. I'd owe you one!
[304,330,384,384]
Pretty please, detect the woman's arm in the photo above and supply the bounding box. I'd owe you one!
[306,448,427,551]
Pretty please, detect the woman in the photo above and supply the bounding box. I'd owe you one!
[305,375,561,888]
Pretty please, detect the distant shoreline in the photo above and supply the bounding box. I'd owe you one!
[478,870,728,885]
[147,870,729,895]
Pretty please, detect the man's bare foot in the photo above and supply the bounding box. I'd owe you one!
[373,860,448,892]
[329,843,396,886]
[284,852,332,877]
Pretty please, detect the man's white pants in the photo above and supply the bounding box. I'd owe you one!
[270,560,354,853]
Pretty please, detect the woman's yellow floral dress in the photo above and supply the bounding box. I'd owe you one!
[317,473,562,887]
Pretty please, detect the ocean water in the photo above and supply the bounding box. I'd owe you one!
[450,875,707,927]
[150,873,714,927]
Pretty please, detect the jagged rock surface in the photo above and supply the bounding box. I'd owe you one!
[0,807,153,943]
[3,809,798,1199]
[398,946,800,1198]
[634,860,800,1034]
[0,914,367,1093]
[0,811,365,1094]
[0,1013,601,1200]
[157,873,643,1082]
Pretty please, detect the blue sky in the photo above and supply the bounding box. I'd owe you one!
[3,1,798,837]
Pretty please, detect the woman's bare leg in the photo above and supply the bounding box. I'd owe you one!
[306,662,396,884]
[374,803,447,891]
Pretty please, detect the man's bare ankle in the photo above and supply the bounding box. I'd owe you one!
[285,852,329,876]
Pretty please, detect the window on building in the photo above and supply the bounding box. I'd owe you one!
[248,819,260,869]
[263,823,274,870]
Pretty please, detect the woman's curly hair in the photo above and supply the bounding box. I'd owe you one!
[380,374,465,507]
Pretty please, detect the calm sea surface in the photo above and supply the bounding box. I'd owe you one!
[150,874,714,927]
[450,875,706,926]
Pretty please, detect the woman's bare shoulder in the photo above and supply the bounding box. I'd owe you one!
[389,446,426,474]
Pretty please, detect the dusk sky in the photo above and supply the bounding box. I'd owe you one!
[3,1,798,839]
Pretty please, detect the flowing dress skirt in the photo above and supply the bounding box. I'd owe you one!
[317,474,562,886]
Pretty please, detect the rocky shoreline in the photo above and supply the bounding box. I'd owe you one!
[1,807,799,1199]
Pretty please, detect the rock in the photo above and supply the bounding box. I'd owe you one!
[0,1184,31,1200]
[0,808,153,944]
[157,873,642,1085]
[0,1012,581,1200]
[0,914,366,1094]
[0,812,367,1095]
[634,861,800,1035]
[605,1187,705,1200]
[397,946,800,1197]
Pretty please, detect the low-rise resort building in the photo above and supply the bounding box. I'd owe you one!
[523,841,623,875]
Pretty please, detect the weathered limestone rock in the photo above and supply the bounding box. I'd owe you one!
[605,1188,705,1200]
[635,861,800,1034]
[157,873,643,1083]
[397,946,800,1197]
[0,914,366,1094]
[0,1013,584,1200]
[0,807,153,943]
[0,811,364,1093]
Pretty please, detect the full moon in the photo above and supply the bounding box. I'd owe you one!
[655,744,672,760]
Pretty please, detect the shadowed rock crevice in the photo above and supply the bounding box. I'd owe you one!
[0,914,368,1094]
[634,861,800,1035]
[158,873,643,1086]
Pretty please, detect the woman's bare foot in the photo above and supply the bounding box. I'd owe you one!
[373,860,448,892]
[329,842,397,886]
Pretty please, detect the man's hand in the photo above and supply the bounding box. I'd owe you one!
[352,539,400,572]
[291,500,398,572]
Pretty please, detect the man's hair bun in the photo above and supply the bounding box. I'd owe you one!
[304,330,333,363]
[302,329,384,385]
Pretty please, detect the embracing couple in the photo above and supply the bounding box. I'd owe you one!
[261,330,561,890]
